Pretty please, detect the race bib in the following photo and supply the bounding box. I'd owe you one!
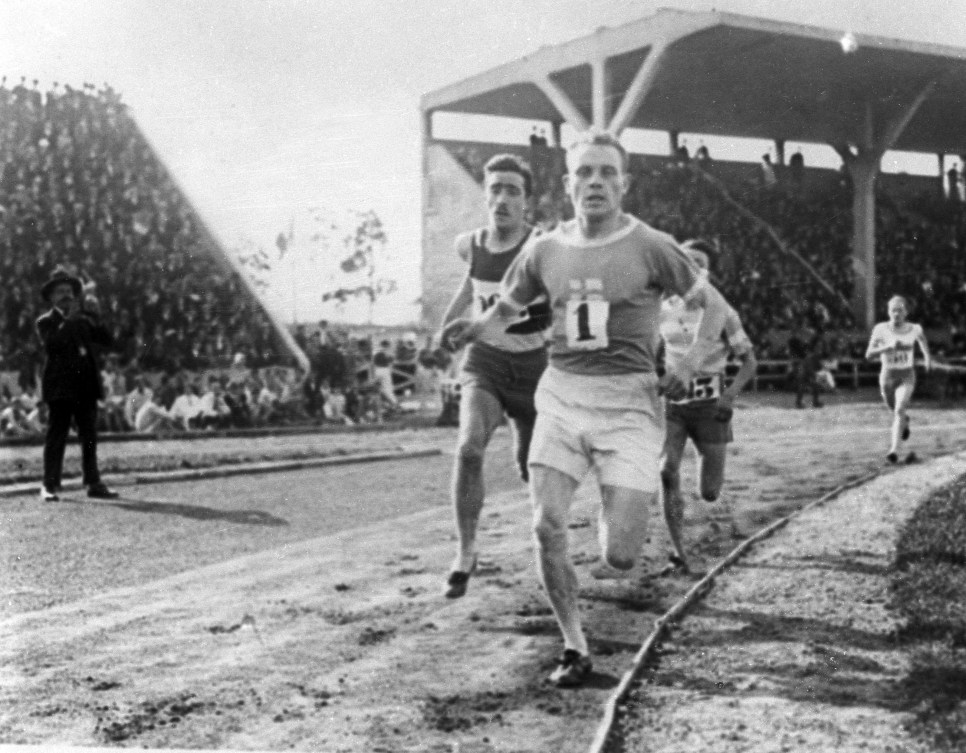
[565,299,609,350]
[886,346,913,369]
[672,373,723,404]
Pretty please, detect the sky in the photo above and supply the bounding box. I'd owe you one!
[1,0,964,325]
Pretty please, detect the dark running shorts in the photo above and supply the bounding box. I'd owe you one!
[460,341,547,422]
[665,399,734,445]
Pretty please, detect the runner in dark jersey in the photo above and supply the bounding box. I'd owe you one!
[437,154,549,599]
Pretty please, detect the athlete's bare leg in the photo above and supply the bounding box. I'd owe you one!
[888,382,915,457]
[660,423,689,569]
[598,484,652,570]
[693,441,727,502]
[509,415,535,483]
[530,464,585,653]
[450,384,503,574]
[694,440,741,535]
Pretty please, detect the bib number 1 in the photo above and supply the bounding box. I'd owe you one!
[565,300,609,350]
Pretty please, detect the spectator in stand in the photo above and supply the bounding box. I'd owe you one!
[99,354,128,431]
[789,150,805,194]
[0,392,43,436]
[394,333,419,398]
[223,379,252,428]
[760,153,778,189]
[155,372,178,410]
[169,379,202,430]
[134,391,178,434]
[372,339,398,408]
[787,324,823,409]
[123,374,153,429]
[252,375,279,425]
[196,376,232,429]
[302,330,323,418]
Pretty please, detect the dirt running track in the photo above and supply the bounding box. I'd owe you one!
[3,398,966,752]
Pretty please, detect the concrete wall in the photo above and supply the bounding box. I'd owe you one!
[421,143,487,330]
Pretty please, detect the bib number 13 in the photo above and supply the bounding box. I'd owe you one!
[565,299,609,350]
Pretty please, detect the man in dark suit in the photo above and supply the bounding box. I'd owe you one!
[36,266,119,501]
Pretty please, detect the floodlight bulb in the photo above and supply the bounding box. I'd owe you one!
[840,32,858,54]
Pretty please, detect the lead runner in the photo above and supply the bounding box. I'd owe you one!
[444,130,731,687]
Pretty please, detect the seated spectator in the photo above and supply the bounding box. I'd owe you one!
[134,391,179,434]
[322,385,351,424]
[169,380,203,430]
[223,379,253,428]
[123,375,154,430]
[99,356,129,432]
[0,392,43,436]
[196,376,232,429]
[251,375,279,425]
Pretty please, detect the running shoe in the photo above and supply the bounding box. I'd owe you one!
[443,555,477,599]
[549,649,593,687]
[40,486,59,502]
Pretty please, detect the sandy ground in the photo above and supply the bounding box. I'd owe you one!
[2,395,966,752]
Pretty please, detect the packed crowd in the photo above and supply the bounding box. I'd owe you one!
[0,329,453,439]
[0,77,286,389]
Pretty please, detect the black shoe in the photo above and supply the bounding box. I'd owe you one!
[443,556,477,599]
[40,486,59,502]
[905,452,918,464]
[886,452,898,464]
[549,649,593,687]
[87,483,119,499]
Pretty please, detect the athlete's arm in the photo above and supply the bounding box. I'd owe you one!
[865,326,894,359]
[663,283,729,397]
[438,234,477,351]
[439,272,473,330]
[720,349,757,410]
[915,326,932,371]
[442,297,520,352]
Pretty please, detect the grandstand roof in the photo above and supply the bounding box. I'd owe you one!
[420,9,966,155]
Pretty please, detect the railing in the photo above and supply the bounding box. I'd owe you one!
[739,357,966,394]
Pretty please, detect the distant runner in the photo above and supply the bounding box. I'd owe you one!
[865,295,931,464]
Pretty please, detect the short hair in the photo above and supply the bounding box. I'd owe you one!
[567,129,629,173]
[681,238,716,272]
[484,154,533,196]
[888,295,909,309]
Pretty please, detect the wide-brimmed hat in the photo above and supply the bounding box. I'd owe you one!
[41,265,82,302]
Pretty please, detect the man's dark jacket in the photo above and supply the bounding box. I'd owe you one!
[36,306,113,403]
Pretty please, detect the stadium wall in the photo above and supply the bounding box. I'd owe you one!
[421,143,487,329]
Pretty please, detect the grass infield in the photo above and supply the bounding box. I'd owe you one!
[891,474,966,751]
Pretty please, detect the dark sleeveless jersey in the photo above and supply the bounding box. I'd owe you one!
[464,228,546,352]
